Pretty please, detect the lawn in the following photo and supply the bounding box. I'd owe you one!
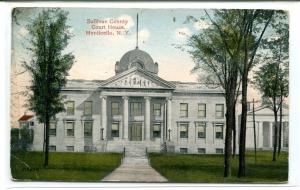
[11,151,122,181]
[149,151,288,183]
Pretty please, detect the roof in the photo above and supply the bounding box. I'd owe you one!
[18,115,34,122]
[63,77,224,94]
[246,105,289,116]
[116,47,158,75]
[100,67,176,89]
[171,81,224,93]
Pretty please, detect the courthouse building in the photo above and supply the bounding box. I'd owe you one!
[30,47,289,155]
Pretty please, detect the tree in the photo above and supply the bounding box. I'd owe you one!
[188,9,284,177]
[19,125,34,151]
[23,8,74,167]
[237,10,275,177]
[188,10,243,177]
[253,14,289,160]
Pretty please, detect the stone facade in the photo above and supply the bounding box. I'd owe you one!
[242,106,289,151]
[31,48,289,154]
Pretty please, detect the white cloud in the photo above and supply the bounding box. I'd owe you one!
[174,27,191,40]
[138,28,150,44]
[193,20,211,30]
[118,14,134,29]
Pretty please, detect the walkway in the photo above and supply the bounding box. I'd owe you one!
[101,156,168,182]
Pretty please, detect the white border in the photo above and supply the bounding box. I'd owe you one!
[1,1,300,190]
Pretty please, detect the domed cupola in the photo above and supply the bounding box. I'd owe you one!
[115,47,159,75]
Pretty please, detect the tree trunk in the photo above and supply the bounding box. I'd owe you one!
[224,97,235,177]
[44,112,50,167]
[238,73,248,177]
[272,101,278,161]
[232,107,236,158]
[278,96,283,157]
[252,99,257,165]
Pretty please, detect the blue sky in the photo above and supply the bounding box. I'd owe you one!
[10,8,211,127]
[13,8,209,82]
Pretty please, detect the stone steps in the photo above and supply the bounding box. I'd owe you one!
[122,157,148,165]
[125,144,146,157]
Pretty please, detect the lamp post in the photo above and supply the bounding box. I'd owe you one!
[101,128,104,140]
[168,129,171,141]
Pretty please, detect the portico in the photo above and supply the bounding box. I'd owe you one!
[100,92,173,142]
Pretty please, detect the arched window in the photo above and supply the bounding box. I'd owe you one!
[130,62,144,69]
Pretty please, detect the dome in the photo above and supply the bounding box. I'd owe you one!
[115,48,158,75]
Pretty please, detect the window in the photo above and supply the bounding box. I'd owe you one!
[196,122,206,138]
[130,102,142,116]
[198,104,206,118]
[84,101,92,115]
[198,148,206,154]
[66,122,75,137]
[111,102,120,115]
[179,123,188,138]
[153,103,161,116]
[111,122,119,138]
[215,104,224,118]
[216,148,224,154]
[49,146,56,152]
[180,148,188,154]
[29,121,34,126]
[215,124,224,139]
[21,122,29,128]
[153,123,161,138]
[49,122,56,136]
[66,146,74,152]
[84,122,93,137]
[180,103,188,117]
[66,101,75,115]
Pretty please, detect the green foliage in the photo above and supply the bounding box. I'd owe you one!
[20,126,34,151]
[149,151,288,183]
[10,127,34,151]
[253,11,289,105]
[253,62,288,104]
[10,128,20,151]
[23,8,74,123]
[11,152,122,181]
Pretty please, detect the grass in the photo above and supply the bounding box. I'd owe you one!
[11,151,122,181]
[149,151,288,183]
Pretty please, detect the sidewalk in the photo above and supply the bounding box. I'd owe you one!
[101,157,168,182]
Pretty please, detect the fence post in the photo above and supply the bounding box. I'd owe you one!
[123,147,125,158]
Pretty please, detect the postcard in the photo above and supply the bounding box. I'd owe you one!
[10,6,290,184]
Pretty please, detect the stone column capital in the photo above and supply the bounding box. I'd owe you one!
[100,95,107,100]
[166,96,172,101]
[122,96,129,100]
[144,96,151,101]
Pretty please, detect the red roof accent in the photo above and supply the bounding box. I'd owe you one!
[18,115,34,121]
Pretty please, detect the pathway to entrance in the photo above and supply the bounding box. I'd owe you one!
[101,155,167,182]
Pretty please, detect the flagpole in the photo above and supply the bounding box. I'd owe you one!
[136,13,139,49]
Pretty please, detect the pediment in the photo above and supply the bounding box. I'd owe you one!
[249,106,289,116]
[100,68,175,89]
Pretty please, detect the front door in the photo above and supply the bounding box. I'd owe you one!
[130,122,142,141]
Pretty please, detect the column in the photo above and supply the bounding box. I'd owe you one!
[269,122,273,148]
[167,97,172,141]
[145,97,151,141]
[257,122,263,148]
[123,96,129,140]
[160,122,164,143]
[101,96,107,140]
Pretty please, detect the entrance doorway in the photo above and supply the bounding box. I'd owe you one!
[130,122,142,141]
